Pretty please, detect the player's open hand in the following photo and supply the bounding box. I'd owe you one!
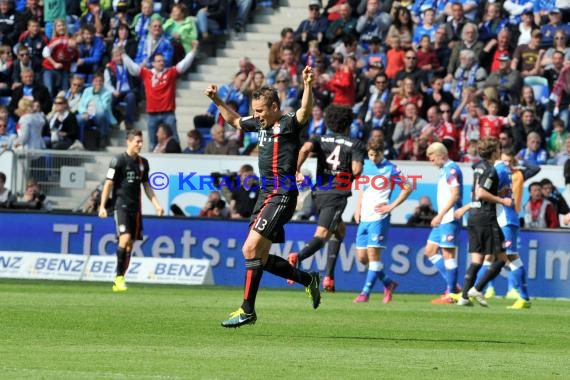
[204,84,218,100]
[375,203,391,215]
[302,66,315,86]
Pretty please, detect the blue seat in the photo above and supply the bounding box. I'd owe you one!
[524,76,550,105]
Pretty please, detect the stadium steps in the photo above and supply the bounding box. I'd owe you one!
[105,0,307,153]
[160,0,308,144]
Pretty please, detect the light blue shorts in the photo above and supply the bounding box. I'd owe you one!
[427,221,459,248]
[356,217,390,249]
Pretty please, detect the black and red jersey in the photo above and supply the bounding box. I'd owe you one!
[241,112,305,193]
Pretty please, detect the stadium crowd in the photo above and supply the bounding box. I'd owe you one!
[0,0,263,151]
[0,0,569,227]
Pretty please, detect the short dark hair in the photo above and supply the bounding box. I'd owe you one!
[502,147,516,157]
[528,181,542,192]
[158,123,173,137]
[280,27,294,37]
[367,138,385,152]
[324,104,353,134]
[540,178,553,187]
[187,129,202,140]
[252,86,280,109]
[126,129,143,141]
[240,164,254,172]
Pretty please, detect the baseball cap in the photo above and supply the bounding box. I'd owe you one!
[308,0,321,7]
[550,8,562,14]
[498,53,510,61]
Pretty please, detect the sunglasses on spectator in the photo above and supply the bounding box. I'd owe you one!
[555,36,566,40]
[276,80,288,83]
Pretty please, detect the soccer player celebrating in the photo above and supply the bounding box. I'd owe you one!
[455,137,512,307]
[353,139,413,303]
[98,129,165,292]
[424,142,463,304]
[204,67,321,328]
[289,104,365,292]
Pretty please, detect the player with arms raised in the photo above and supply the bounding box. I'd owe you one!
[205,67,321,328]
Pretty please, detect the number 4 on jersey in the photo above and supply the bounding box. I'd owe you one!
[326,145,341,171]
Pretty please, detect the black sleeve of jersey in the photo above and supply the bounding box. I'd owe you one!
[308,135,321,154]
[479,165,498,193]
[352,140,366,162]
[106,154,124,181]
[141,157,149,183]
[240,116,259,132]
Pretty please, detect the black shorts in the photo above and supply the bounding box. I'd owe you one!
[315,193,347,231]
[249,191,297,243]
[467,223,504,255]
[114,208,143,240]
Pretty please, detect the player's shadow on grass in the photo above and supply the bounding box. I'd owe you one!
[257,334,525,345]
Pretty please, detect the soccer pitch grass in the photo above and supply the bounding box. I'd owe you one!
[1,280,569,380]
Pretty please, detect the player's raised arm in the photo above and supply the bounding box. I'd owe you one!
[204,84,242,130]
[296,66,314,125]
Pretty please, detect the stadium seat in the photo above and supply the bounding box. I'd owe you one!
[524,76,550,105]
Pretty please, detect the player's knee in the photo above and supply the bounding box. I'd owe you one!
[118,234,131,247]
[314,226,329,239]
[335,223,346,240]
[242,241,257,259]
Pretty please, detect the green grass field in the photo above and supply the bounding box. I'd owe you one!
[1,280,569,380]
